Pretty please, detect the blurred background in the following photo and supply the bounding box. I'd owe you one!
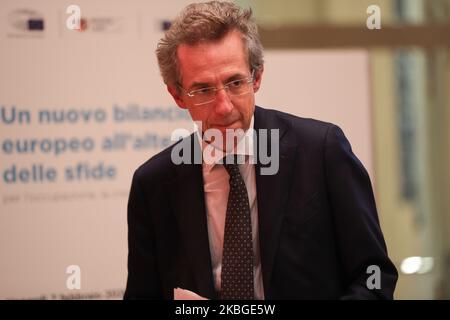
[1,0,449,300]
[237,0,450,299]
[235,0,450,299]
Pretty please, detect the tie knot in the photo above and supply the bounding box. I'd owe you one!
[223,163,239,178]
[221,155,245,178]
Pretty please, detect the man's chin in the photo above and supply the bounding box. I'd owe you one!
[209,120,249,133]
[207,139,237,153]
[203,132,247,153]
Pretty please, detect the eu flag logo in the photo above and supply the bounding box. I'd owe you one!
[28,19,44,30]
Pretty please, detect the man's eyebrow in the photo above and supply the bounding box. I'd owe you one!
[225,73,247,82]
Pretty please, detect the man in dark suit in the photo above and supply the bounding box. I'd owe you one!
[124,1,398,300]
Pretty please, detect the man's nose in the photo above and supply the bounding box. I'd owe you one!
[213,88,233,115]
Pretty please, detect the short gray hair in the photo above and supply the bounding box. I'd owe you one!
[156,1,264,86]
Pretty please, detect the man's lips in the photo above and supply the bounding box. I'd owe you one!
[210,121,240,130]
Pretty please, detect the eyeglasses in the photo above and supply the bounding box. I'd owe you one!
[178,71,255,106]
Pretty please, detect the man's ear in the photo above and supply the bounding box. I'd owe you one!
[167,85,187,109]
[253,65,264,93]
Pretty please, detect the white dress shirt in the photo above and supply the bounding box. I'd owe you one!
[197,116,265,300]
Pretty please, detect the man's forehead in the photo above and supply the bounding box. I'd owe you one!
[177,35,246,63]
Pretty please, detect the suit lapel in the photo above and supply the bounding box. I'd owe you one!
[171,135,216,299]
[254,107,298,297]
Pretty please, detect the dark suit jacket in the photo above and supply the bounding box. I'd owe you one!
[124,106,398,300]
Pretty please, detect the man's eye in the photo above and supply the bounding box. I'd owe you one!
[229,80,243,88]
[192,87,214,95]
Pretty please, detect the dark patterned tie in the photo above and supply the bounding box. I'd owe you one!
[220,157,254,300]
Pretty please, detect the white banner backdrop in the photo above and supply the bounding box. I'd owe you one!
[0,0,372,299]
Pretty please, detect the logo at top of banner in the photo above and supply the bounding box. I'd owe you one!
[68,16,123,33]
[7,8,45,37]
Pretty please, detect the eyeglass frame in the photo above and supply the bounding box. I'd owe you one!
[177,70,255,106]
